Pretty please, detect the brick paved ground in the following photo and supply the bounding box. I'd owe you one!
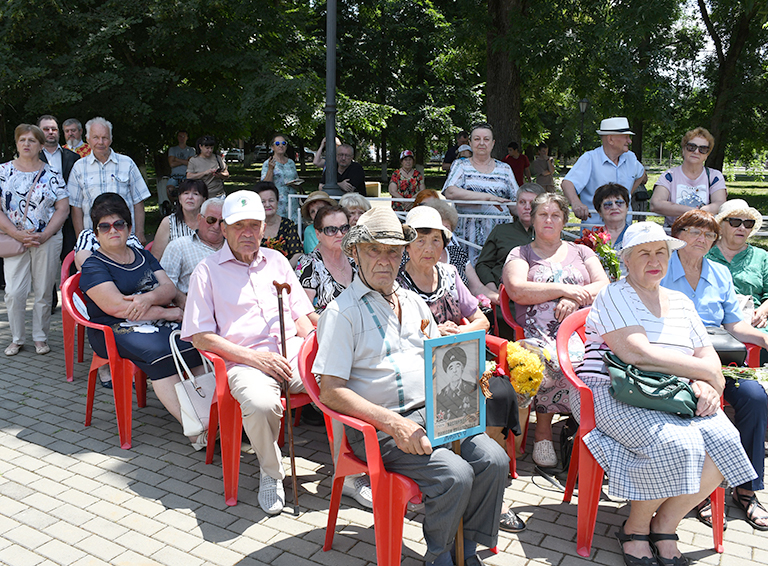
[0,296,766,565]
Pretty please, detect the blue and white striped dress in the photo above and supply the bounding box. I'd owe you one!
[574,279,756,500]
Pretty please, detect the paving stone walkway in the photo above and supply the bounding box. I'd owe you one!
[0,297,766,565]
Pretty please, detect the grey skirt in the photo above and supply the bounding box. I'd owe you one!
[572,372,756,501]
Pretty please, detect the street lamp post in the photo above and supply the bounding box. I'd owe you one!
[324,0,339,192]
[578,98,589,156]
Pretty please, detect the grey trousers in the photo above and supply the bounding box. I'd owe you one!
[346,407,509,562]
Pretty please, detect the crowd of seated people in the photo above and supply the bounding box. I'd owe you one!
[6,113,768,566]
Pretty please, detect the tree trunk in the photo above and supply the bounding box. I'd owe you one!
[485,0,521,159]
[380,128,388,183]
[699,2,760,170]
[486,0,522,161]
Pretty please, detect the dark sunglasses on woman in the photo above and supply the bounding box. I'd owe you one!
[685,142,710,154]
[321,224,350,236]
[97,220,128,234]
[726,218,756,229]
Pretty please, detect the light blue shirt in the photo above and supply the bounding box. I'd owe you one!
[564,146,644,225]
[660,251,742,327]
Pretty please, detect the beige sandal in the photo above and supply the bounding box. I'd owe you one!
[4,343,22,356]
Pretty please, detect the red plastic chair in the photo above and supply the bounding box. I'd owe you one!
[496,284,532,459]
[61,274,148,450]
[199,350,311,506]
[61,250,85,381]
[556,308,725,557]
[144,240,154,252]
[298,333,422,566]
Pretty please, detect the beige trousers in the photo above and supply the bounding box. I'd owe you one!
[227,361,304,481]
[4,231,62,344]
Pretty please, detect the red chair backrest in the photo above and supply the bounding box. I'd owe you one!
[555,308,594,430]
[145,240,154,251]
[61,273,95,329]
[61,249,76,284]
[498,285,525,340]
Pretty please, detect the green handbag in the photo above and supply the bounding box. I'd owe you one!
[603,352,698,418]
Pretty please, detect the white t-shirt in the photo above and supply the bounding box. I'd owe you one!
[654,166,727,226]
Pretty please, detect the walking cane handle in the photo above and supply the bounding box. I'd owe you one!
[273,281,292,295]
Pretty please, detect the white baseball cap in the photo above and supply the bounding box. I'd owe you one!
[222,190,265,224]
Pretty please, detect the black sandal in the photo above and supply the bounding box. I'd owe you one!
[694,497,727,531]
[615,521,658,566]
[732,489,768,531]
[648,532,688,566]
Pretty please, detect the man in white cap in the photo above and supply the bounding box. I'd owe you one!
[182,190,314,515]
[314,206,508,566]
[562,116,646,226]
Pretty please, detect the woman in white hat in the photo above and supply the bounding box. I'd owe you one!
[397,206,527,533]
[707,199,768,329]
[577,221,756,566]
[650,127,727,226]
[388,149,425,211]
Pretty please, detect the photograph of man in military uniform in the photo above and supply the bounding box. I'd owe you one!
[434,344,480,436]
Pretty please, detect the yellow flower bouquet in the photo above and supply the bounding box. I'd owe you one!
[507,340,547,408]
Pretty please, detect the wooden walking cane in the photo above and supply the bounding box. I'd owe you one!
[273,281,299,509]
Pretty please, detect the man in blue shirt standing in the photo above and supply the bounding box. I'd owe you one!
[561,117,646,227]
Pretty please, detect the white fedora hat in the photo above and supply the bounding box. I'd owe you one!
[596,117,635,136]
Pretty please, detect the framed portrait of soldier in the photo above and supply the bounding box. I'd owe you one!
[424,330,486,446]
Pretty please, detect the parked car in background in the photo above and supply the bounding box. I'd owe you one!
[225,148,244,162]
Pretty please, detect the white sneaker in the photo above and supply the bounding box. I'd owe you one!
[191,429,208,452]
[342,474,373,509]
[259,471,285,515]
[532,440,558,468]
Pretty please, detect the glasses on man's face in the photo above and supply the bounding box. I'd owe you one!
[274,141,287,146]
[726,217,756,229]
[321,224,350,236]
[685,142,710,154]
[601,199,626,209]
[204,216,223,225]
[682,227,717,241]
[97,220,128,234]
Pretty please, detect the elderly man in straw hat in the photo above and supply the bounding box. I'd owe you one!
[561,116,647,226]
[182,190,315,516]
[313,206,508,566]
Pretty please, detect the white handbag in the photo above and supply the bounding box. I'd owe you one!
[170,330,216,437]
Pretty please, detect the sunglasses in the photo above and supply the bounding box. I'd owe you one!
[321,224,350,236]
[97,220,128,234]
[685,142,710,154]
[273,141,287,146]
[726,217,756,229]
[682,227,717,241]
[204,216,223,225]
[601,199,626,209]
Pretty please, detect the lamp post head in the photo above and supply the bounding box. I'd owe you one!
[579,98,589,115]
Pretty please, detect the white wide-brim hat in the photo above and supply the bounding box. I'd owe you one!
[620,222,686,257]
[596,117,635,136]
[223,190,265,224]
[714,199,763,236]
[405,206,453,241]
[341,207,417,257]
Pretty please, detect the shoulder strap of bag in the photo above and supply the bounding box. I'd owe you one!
[705,167,712,188]
[169,329,213,385]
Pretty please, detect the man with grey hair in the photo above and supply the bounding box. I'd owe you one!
[62,118,91,157]
[475,182,544,291]
[161,197,225,309]
[314,206,508,566]
[67,117,150,244]
[318,143,366,196]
